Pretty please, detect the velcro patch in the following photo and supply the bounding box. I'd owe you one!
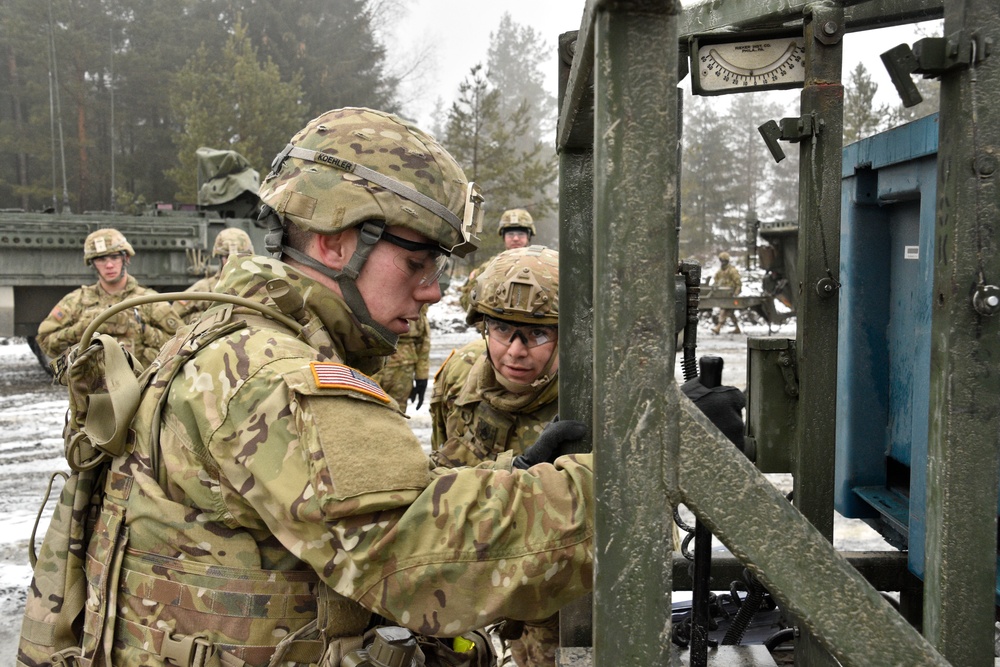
[310,362,389,403]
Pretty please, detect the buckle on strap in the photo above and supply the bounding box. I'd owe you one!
[49,647,83,667]
[161,630,211,667]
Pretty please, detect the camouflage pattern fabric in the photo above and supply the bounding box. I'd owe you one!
[83,255,592,666]
[509,615,559,667]
[458,257,492,313]
[429,338,560,666]
[429,339,558,467]
[36,276,181,367]
[172,271,220,323]
[713,263,742,295]
[374,304,431,407]
[712,263,743,332]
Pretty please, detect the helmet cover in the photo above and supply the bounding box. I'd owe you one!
[469,245,558,326]
[84,228,135,264]
[259,107,479,255]
[497,208,536,236]
[213,227,254,256]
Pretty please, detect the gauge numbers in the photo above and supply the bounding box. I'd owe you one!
[692,36,806,95]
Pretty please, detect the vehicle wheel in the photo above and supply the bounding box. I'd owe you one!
[26,336,54,376]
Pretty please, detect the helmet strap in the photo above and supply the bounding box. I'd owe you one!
[263,213,399,348]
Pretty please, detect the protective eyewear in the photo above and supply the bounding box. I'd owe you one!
[484,316,557,348]
[381,231,450,287]
[92,253,126,265]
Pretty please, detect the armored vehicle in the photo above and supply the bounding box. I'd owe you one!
[0,148,266,370]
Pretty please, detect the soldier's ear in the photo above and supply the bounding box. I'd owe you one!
[314,229,357,271]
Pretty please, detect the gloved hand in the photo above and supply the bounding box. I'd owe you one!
[512,418,588,470]
[680,377,747,451]
[409,378,428,410]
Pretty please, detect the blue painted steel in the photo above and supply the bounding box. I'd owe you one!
[836,113,1000,603]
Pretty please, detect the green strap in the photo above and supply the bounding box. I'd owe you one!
[83,334,140,458]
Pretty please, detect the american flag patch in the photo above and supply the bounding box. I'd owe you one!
[310,362,390,403]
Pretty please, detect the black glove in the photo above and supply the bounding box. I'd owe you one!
[680,377,747,451]
[512,418,588,470]
[409,378,428,410]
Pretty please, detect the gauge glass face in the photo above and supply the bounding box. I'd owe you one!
[694,36,805,94]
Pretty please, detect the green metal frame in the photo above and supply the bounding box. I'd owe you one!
[557,0,998,664]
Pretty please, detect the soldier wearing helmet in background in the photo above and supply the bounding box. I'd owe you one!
[431,245,580,667]
[35,228,181,366]
[459,208,537,311]
[373,302,432,412]
[50,109,595,667]
[173,226,255,323]
[711,250,743,334]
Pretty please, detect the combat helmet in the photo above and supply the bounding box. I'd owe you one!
[718,251,731,262]
[497,208,536,237]
[84,228,134,265]
[258,107,484,345]
[468,245,558,326]
[212,227,254,257]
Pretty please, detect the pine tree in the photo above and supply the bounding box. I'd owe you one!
[166,21,305,202]
[443,64,556,267]
[843,62,891,145]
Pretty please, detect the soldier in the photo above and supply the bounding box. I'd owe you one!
[174,226,255,323]
[36,228,181,367]
[711,250,744,334]
[373,302,432,411]
[52,108,594,666]
[459,208,536,311]
[430,245,568,667]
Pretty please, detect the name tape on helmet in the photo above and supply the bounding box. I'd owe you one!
[270,144,482,256]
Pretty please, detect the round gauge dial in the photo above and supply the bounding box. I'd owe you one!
[692,36,806,95]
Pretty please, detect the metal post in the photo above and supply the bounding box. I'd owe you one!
[556,28,595,658]
[924,1,1000,664]
[592,1,680,664]
[792,5,844,665]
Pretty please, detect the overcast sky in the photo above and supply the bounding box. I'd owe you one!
[385,2,941,131]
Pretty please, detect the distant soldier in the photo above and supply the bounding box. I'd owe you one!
[459,208,536,311]
[36,228,181,366]
[373,303,431,411]
[711,251,743,334]
[174,227,255,323]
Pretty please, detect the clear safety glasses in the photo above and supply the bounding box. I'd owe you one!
[484,316,558,348]
[92,253,126,265]
[381,231,450,286]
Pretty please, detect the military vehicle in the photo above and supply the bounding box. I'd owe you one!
[0,148,267,370]
[553,0,994,666]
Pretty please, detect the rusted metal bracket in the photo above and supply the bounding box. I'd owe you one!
[758,114,821,163]
[881,30,993,107]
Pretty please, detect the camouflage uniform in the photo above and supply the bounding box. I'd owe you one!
[44,109,593,667]
[174,228,255,323]
[431,246,561,667]
[85,255,592,666]
[712,253,743,334]
[36,275,180,367]
[374,304,431,408]
[429,338,557,466]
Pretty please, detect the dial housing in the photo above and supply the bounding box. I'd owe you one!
[691,34,806,96]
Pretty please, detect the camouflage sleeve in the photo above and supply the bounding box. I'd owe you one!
[205,364,593,635]
[414,311,431,380]
[139,300,182,351]
[733,269,743,296]
[429,350,457,451]
[36,292,86,358]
